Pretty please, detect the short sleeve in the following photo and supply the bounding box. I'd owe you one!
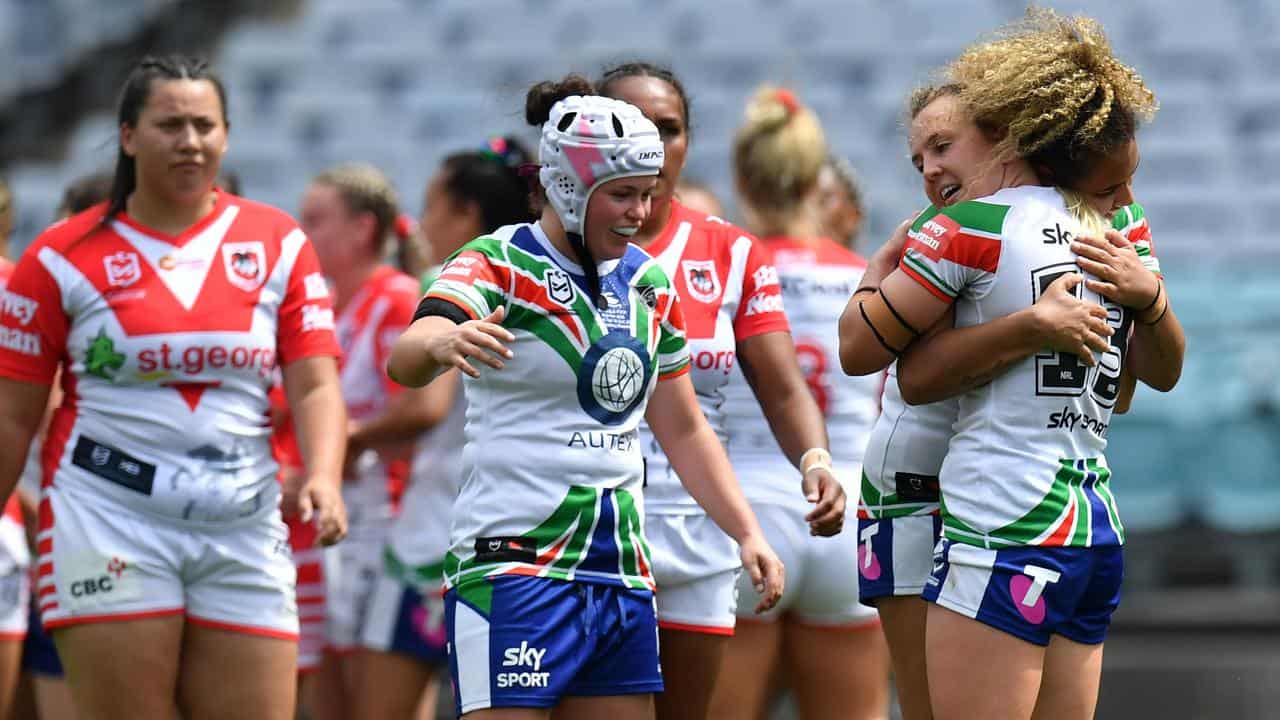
[277,232,342,365]
[732,237,790,339]
[0,246,69,385]
[656,288,690,380]
[899,202,1006,302]
[424,242,510,321]
[1111,203,1160,277]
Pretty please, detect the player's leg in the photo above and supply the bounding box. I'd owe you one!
[781,513,890,720]
[706,618,781,720]
[653,628,727,720]
[925,605,1043,720]
[357,649,437,720]
[177,510,300,720]
[0,563,28,718]
[858,513,943,720]
[1029,636,1103,720]
[356,562,448,720]
[555,694,654,720]
[54,617,184,719]
[876,597,932,720]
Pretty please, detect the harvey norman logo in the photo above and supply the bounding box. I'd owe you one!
[0,290,38,326]
[908,214,959,262]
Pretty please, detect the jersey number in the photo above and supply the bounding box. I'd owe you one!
[794,339,831,417]
[1030,263,1131,408]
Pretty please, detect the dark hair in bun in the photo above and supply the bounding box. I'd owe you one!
[525,74,596,126]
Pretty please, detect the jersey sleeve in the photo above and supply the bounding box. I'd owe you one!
[731,237,790,339]
[656,286,691,380]
[277,232,342,365]
[423,241,509,321]
[376,277,421,397]
[899,202,1007,302]
[1111,202,1160,277]
[0,246,69,384]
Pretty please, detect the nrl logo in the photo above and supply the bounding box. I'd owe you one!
[545,268,575,306]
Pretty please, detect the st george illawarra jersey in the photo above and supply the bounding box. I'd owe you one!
[0,194,341,524]
[899,187,1160,549]
[425,223,689,597]
[638,200,790,515]
[860,202,1158,523]
[723,237,882,509]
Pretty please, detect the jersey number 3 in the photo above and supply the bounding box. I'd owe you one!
[1031,263,1131,408]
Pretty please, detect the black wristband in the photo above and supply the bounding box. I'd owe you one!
[859,301,904,356]
[880,288,921,336]
[1139,301,1169,326]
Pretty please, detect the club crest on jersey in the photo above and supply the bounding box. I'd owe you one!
[681,259,721,303]
[576,332,654,425]
[104,251,142,288]
[222,242,267,292]
[545,268,575,306]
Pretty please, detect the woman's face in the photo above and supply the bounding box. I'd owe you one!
[1066,137,1140,220]
[603,76,689,207]
[583,176,656,260]
[420,171,482,266]
[299,183,373,275]
[908,94,1003,208]
[121,78,227,207]
[817,165,863,247]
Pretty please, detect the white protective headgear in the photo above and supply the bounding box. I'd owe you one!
[538,95,665,237]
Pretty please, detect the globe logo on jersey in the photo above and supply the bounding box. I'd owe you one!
[577,332,653,425]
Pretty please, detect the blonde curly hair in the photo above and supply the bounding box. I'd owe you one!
[313,162,400,249]
[946,7,1157,184]
[733,86,827,213]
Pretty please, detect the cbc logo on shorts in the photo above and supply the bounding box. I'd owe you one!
[70,556,128,599]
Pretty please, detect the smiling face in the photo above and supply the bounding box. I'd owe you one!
[908,94,1004,208]
[121,78,227,208]
[583,176,657,260]
[601,76,689,209]
[1059,137,1140,220]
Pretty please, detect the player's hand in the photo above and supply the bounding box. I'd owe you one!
[1072,231,1160,310]
[801,467,846,536]
[1031,273,1113,366]
[280,465,305,519]
[297,476,347,546]
[427,306,515,378]
[739,534,785,613]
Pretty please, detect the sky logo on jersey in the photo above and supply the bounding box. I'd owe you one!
[681,259,721,303]
[498,641,550,688]
[577,332,653,425]
[222,242,267,292]
[84,328,125,380]
[104,251,142,288]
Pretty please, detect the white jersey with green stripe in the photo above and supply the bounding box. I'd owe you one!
[899,187,1159,550]
[860,200,1156,523]
[426,223,690,592]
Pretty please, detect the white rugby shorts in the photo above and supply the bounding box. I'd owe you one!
[38,484,297,639]
[647,512,740,634]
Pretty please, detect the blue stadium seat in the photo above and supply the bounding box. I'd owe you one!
[1106,417,1193,534]
[1196,417,1280,533]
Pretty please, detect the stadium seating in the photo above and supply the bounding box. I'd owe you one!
[3,0,1277,551]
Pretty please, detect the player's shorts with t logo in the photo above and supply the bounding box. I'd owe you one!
[922,539,1123,646]
[446,575,663,715]
[856,513,944,604]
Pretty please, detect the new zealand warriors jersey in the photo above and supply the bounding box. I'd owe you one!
[900,187,1158,549]
[639,200,789,514]
[861,202,1157,523]
[0,194,341,523]
[724,237,882,508]
[426,223,689,595]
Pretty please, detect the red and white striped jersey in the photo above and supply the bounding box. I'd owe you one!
[0,193,340,524]
[639,200,790,513]
[335,265,420,538]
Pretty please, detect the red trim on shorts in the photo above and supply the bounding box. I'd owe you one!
[43,607,185,630]
[184,614,298,641]
[657,620,735,636]
[0,631,25,641]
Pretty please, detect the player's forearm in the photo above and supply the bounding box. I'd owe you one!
[349,380,452,450]
[387,317,453,387]
[663,424,764,545]
[284,358,346,490]
[898,309,1043,405]
[1128,294,1184,392]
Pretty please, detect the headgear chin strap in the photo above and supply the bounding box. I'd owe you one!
[538,95,664,308]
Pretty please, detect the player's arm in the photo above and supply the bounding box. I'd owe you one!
[897,273,1114,405]
[283,356,347,545]
[838,267,952,376]
[0,378,48,503]
[349,370,459,451]
[646,372,784,613]
[1073,230,1184,391]
[388,308,512,387]
[737,331,842,535]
